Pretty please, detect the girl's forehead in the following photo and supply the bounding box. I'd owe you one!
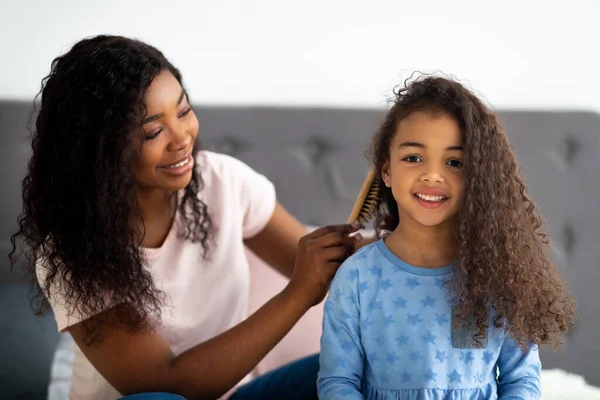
[393,112,462,144]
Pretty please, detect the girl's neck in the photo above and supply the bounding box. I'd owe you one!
[386,217,457,269]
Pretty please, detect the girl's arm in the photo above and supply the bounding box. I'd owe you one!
[497,336,542,399]
[318,260,365,399]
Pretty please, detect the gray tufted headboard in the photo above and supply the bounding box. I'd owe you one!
[1,101,599,398]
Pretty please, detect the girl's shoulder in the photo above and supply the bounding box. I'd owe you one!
[338,239,382,273]
[351,239,380,261]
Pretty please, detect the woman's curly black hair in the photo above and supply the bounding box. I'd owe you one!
[10,35,212,343]
[370,74,576,348]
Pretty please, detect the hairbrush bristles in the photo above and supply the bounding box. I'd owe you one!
[347,167,379,224]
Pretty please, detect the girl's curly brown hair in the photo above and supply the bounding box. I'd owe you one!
[370,74,576,348]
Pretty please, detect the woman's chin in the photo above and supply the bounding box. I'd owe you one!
[153,173,193,192]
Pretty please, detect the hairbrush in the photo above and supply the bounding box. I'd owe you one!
[347,167,379,224]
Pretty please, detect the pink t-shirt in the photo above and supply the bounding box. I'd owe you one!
[38,151,277,400]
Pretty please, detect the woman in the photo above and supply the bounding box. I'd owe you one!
[10,35,366,400]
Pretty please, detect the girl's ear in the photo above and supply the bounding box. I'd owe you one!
[381,162,391,188]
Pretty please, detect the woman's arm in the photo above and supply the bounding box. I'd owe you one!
[69,224,361,400]
[244,202,372,279]
[243,202,308,279]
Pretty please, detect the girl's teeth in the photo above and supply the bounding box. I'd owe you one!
[415,193,446,202]
[164,156,189,169]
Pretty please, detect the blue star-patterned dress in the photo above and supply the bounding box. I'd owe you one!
[318,239,542,399]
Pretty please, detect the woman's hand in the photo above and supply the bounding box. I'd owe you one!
[285,223,363,308]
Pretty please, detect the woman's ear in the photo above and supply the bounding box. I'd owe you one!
[381,162,391,188]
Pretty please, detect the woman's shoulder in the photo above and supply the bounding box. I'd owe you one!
[197,150,267,189]
[193,151,275,223]
[197,150,251,177]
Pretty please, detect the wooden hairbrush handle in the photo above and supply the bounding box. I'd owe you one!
[347,167,377,224]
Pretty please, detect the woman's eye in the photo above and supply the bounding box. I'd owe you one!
[403,155,422,163]
[447,159,463,168]
[145,129,162,141]
[180,107,192,117]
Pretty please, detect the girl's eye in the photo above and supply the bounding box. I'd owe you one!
[403,155,422,163]
[145,129,162,141]
[447,159,463,168]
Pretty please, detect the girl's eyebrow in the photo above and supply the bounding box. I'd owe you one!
[398,141,425,149]
[398,141,463,151]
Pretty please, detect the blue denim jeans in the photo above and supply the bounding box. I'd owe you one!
[119,354,319,400]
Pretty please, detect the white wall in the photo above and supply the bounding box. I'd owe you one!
[1,0,598,110]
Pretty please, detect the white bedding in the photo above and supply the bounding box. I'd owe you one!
[541,369,600,400]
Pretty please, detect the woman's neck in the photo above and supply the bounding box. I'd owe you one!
[386,217,457,268]
[131,188,178,248]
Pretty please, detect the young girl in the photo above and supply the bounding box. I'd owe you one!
[317,76,576,399]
